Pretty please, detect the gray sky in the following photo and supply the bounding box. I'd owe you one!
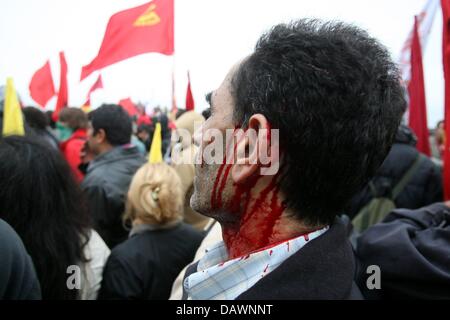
[0,0,444,127]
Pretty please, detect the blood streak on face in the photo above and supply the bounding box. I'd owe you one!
[210,128,242,210]
[210,125,287,260]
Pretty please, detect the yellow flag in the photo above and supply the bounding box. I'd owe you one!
[2,78,25,136]
[148,122,163,163]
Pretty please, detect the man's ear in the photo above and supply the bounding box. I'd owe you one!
[231,114,271,184]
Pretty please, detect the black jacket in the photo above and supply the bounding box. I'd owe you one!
[355,203,450,300]
[98,223,204,300]
[347,126,443,219]
[235,218,363,300]
[0,219,41,300]
[81,145,145,248]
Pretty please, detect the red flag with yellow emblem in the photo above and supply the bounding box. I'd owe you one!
[81,0,174,81]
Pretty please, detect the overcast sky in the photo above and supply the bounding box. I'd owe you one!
[0,0,444,127]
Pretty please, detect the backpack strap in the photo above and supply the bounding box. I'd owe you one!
[359,199,372,232]
[392,153,425,200]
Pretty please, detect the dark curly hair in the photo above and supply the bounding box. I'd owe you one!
[230,19,406,226]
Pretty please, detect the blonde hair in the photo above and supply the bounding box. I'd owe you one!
[123,162,184,226]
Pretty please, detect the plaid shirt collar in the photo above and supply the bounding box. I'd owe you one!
[184,226,329,300]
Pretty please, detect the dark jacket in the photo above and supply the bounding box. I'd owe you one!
[81,145,145,248]
[347,126,443,219]
[0,219,41,300]
[235,218,363,300]
[355,203,450,300]
[98,222,204,300]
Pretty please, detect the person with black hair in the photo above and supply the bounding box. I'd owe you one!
[0,136,110,300]
[0,218,41,300]
[81,104,145,248]
[183,19,406,300]
[22,106,59,149]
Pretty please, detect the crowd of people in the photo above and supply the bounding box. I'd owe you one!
[0,18,449,300]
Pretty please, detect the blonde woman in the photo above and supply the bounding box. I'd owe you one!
[171,111,212,231]
[98,162,204,300]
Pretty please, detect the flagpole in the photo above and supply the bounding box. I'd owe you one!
[171,0,176,118]
[171,52,177,117]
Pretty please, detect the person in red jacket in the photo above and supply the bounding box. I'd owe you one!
[57,108,88,182]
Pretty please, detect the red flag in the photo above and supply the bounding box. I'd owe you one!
[119,98,139,117]
[83,74,103,106]
[442,0,450,200]
[408,16,431,157]
[186,71,195,111]
[81,0,174,81]
[29,60,56,108]
[52,51,68,122]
